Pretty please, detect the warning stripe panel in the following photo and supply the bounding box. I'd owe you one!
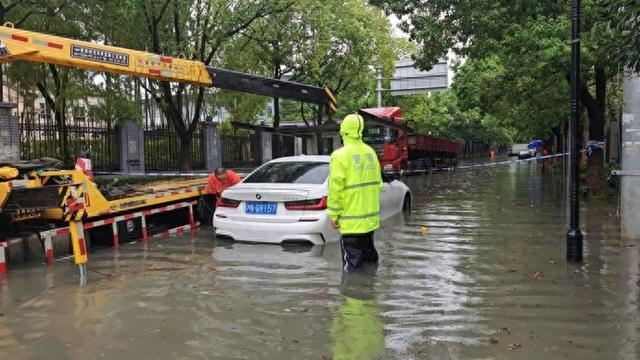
[39,201,197,239]
[11,34,28,42]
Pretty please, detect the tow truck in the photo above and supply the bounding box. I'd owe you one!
[0,23,337,277]
[358,107,461,172]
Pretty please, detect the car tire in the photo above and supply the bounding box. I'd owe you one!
[402,194,412,214]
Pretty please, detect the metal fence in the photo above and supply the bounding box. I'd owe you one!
[220,127,260,169]
[144,122,204,171]
[19,111,120,171]
[460,141,510,157]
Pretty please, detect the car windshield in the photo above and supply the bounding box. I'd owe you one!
[363,126,396,144]
[243,161,329,184]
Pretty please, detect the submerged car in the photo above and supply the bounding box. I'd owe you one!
[213,155,411,245]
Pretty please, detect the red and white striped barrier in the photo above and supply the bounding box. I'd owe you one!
[44,236,54,264]
[149,222,200,240]
[39,200,198,264]
[0,238,23,275]
[0,241,7,276]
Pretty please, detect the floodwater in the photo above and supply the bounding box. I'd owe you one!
[1,160,639,359]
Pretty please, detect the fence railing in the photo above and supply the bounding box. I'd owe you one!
[18,111,120,171]
[220,128,260,169]
[144,123,204,171]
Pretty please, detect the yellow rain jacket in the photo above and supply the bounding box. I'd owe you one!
[328,114,382,235]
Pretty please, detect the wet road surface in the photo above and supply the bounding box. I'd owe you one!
[1,160,639,359]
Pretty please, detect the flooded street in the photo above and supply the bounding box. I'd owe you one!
[1,161,639,359]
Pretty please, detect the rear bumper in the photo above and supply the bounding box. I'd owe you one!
[213,212,339,245]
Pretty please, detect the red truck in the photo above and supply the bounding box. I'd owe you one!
[359,107,461,172]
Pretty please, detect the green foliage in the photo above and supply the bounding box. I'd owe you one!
[372,0,629,149]
[393,91,513,146]
[224,0,400,124]
[593,0,640,72]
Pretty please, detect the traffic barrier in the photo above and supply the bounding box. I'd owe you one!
[38,200,198,265]
[44,236,54,264]
[149,222,200,239]
[0,241,7,276]
[93,171,209,177]
[384,152,570,176]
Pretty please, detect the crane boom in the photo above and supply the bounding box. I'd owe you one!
[0,24,336,112]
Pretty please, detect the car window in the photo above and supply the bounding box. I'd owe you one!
[243,161,329,184]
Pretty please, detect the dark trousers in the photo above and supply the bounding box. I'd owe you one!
[340,232,378,271]
[198,194,216,225]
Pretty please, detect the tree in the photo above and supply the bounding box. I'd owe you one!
[125,0,285,171]
[373,0,626,192]
[452,56,568,145]
[595,0,640,73]
[393,91,514,150]
[5,1,95,162]
[0,0,68,101]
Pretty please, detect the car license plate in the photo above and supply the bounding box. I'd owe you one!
[245,202,277,215]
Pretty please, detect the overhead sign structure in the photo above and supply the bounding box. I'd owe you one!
[389,59,449,96]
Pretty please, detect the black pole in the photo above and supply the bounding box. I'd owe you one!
[566,0,583,262]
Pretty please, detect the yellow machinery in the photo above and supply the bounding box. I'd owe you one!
[0,24,337,112]
[0,23,338,275]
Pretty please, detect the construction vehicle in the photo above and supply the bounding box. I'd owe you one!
[0,23,337,277]
[359,107,461,172]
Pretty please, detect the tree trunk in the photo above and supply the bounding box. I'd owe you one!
[583,67,606,194]
[551,126,562,153]
[177,133,192,172]
[55,106,69,163]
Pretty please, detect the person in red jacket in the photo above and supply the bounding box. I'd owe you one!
[207,167,241,195]
[200,168,241,225]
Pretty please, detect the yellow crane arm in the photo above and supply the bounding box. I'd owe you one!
[0,24,213,86]
[0,24,337,111]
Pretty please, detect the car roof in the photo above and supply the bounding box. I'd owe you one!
[267,155,330,163]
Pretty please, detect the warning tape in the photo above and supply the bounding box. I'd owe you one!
[385,152,569,176]
[93,171,209,177]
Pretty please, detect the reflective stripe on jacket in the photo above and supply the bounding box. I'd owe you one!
[328,136,382,235]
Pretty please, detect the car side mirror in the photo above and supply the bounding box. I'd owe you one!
[381,171,399,183]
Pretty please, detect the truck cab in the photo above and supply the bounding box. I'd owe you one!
[363,126,408,172]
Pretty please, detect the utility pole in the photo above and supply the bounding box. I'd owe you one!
[620,71,640,238]
[375,65,383,108]
[566,0,583,262]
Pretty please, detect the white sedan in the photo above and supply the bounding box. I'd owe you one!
[213,155,411,245]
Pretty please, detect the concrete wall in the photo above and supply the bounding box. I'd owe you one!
[621,71,640,239]
[0,103,19,162]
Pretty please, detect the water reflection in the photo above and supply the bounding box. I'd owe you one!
[331,266,384,360]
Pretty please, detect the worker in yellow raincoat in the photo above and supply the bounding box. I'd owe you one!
[328,113,383,271]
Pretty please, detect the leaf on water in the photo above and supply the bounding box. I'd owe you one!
[508,343,522,351]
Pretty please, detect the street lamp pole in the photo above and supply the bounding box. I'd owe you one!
[375,65,383,108]
[567,0,583,262]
